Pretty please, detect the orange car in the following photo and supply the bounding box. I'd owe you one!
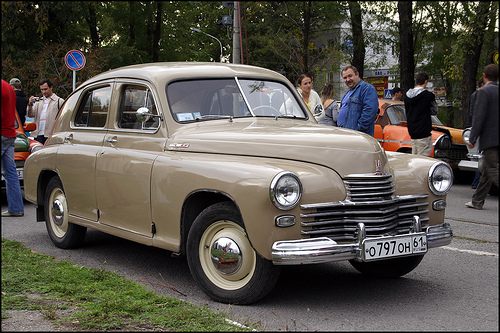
[374,99,468,169]
[1,111,43,188]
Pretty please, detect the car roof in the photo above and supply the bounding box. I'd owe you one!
[81,62,288,87]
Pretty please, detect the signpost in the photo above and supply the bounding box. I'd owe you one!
[64,50,86,91]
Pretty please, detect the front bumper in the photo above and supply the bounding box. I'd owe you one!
[271,216,453,265]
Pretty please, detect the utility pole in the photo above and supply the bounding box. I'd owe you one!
[232,1,240,64]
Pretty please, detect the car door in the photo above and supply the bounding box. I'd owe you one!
[95,81,164,237]
[55,84,112,222]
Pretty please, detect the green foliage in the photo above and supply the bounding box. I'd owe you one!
[1,238,253,331]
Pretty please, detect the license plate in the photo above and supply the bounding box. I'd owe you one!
[1,169,23,181]
[362,233,427,261]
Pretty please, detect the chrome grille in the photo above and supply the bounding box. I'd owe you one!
[300,173,429,243]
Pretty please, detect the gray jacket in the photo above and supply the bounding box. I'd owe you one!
[469,81,498,151]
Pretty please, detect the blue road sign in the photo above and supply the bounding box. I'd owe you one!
[384,89,392,99]
[65,50,86,71]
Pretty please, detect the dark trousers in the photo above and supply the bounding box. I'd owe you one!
[35,135,47,145]
[472,147,499,208]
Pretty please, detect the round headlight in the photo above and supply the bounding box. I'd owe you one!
[462,129,471,144]
[270,172,302,210]
[428,162,453,195]
[31,145,43,153]
[435,134,452,150]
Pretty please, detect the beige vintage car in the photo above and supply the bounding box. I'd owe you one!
[24,62,453,304]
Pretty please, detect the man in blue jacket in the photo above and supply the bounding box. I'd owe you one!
[337,65,379,136]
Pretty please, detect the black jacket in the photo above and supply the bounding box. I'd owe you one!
[404,89,436,139]
[14,90,29,125]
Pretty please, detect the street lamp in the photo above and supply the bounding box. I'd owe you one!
[190,27,223,63]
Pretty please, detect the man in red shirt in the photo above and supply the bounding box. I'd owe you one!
[1,79,24,217]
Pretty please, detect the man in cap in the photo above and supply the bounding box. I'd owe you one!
[9,78,29,126]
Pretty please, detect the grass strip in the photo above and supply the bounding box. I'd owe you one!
[1,238,254,331]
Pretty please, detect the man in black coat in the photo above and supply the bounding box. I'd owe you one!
[465,64,499,210]
[404,71,438,156]
[9,78,29,126]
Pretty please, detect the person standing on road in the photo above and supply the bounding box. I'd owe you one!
[404,71,438,156]
[27,79,64,145]
[465,64,499,210]
[9,78,29,126]
[338,65,379,136]
[1,80,25,217]
[318,82,339,126]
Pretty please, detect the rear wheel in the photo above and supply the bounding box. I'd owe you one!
[187,202,280,304]
[349,255,424,278]
[44,177,86,249]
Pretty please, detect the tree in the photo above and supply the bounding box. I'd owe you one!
[348,1,365,78]
[397,1,414,94]
[460,1,493,128]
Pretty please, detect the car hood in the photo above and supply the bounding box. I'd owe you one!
[432,125,465,144]
[167,119,389,177]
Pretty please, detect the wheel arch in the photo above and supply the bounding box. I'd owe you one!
[35,169,60,222]
[179,190,241,255]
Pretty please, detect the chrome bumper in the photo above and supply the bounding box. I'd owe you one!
[271,217,453,265]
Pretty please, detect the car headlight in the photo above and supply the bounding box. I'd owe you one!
[270,172,302,210]
[434,134,452,150]
[428,162,453,195]
[462,128,471,144]
[31,145,43,153]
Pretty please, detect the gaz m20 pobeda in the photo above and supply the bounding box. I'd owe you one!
[24,62,453,304]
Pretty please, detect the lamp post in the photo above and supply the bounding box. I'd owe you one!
[190,27,223,62]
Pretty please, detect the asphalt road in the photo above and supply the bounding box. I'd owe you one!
[1,182,498,331]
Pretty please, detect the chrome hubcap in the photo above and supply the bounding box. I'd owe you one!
[51,199,65,226]
[210,237,242,275]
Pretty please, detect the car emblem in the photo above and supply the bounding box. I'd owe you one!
[169,143,190,149]
[375,160,382,175]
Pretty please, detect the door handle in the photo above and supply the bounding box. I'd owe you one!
[106,137,117,144]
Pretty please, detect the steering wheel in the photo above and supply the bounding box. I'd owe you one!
[251,105,280,116]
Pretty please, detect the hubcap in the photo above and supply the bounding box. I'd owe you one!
[210,237,242,275]
[51,199,65,226]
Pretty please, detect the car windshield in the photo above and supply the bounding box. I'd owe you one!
[386,105,407,125]
[167,78,307,122]
[431,115,443,125]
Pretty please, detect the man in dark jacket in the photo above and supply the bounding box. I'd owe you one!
[465,64,499,210]
[404,71,438,156]
[9,78,29,126]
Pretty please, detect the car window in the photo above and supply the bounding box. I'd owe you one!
[74,86,111,128]
[431,115,443,125]
[117,85,159,130]
[167,79,306,123]
[386,105,407,125]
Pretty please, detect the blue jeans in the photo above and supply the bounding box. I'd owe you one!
[1,136,24,214]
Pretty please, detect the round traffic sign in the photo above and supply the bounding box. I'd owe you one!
[65,50,86,71]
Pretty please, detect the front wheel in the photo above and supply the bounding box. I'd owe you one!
[349,255,425,278]
[186,202,280,304]
[44,177,86,249]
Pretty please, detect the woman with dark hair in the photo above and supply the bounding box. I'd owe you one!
[318,82,338,126]
[296,74,323,117]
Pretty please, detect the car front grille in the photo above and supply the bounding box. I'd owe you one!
[299,173,429,243]
[445,147,468,160]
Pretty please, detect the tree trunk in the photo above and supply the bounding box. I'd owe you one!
[398,1,414,95]
[128,1,135,47]
[152,1,162,62]
[301,1,312,74]
[85,2,99,48]
[349,1,365,78]
[461,1,490,128]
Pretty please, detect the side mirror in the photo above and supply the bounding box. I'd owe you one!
[136,107,151,122]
